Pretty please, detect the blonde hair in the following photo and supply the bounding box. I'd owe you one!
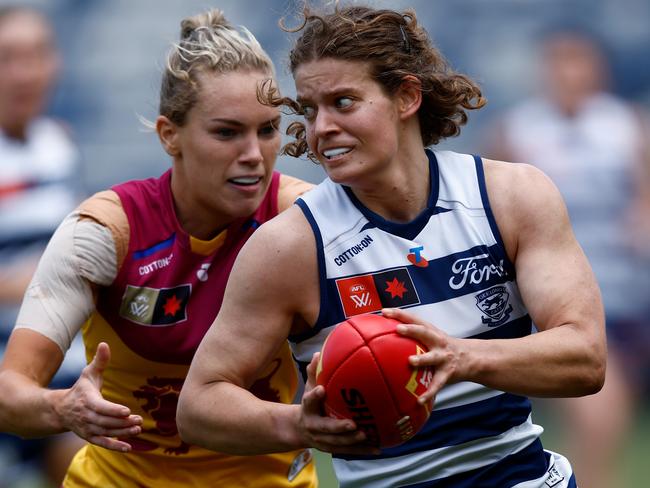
[160,9,274,125]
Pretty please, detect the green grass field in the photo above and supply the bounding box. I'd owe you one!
[313,399,650,488]
[314,449,338,488]
[534,400,650,488]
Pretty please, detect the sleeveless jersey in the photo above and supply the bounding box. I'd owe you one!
[291,150,576,488]
[64,170,316,487]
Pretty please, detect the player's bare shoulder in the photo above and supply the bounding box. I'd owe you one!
[233,204,317,291]
[483,157,557,199]
[484,158,566,213]
[253,204,315,257]
[482,158,569,257]
[226,204,319,326]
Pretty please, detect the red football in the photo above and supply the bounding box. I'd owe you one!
[315,313,433,448]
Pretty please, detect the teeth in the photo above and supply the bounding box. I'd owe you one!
[323,147,352,159]
[230,176,260,185]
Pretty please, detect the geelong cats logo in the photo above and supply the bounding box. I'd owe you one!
[475,286,513,326]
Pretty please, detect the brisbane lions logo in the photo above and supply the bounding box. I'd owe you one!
[129,377,190,455]
[127,362,282,455]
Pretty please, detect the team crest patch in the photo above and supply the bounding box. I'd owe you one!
[335,268,420,317]
[475,285,513,326]
[119,284,190,326]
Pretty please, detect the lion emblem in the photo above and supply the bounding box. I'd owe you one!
[131,376,190,455]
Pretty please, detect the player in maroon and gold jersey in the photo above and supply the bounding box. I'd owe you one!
[0,8,317,487]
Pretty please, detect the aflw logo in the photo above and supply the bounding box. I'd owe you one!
[350,294,371,308]
[119,284,191,326]
[335,268,419,317]
[130,294,150,318]
[349,284,371,308]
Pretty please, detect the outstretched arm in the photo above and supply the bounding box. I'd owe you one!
[0,209,142,451]
[0,332,141,451]
[396,161,606,403]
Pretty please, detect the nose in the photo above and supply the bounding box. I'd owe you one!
[239,134,264,166]
[312,108,340,139]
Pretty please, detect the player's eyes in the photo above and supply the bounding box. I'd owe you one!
[301,105,316,120]
[213,128,237,138]
[259,124,278,137]
[335,96,354,109]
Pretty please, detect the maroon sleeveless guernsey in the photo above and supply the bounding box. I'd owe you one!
[97,169,280,364]
[64,169,316,487]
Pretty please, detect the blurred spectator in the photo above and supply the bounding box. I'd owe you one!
[486,29,650,488]
[0,5,85,487]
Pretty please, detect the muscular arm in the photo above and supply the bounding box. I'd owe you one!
[397,160,606,400]
[178,207,362,454]
[474,161,605,395]
[178,208,314,453]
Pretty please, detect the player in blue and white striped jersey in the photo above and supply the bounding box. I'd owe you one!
[178,5,606,488]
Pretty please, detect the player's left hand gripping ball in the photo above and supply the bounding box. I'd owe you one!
[316,313,434,448]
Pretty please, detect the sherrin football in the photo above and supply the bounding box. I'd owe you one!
[315,313,433,448]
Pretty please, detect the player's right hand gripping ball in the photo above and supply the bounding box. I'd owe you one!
[315,313,434,448]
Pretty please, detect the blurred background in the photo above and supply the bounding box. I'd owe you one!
[1,0,649,486]
[10,0,650,190]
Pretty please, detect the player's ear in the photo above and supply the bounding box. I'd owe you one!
[396,75,422,120]
[156,115,181,157]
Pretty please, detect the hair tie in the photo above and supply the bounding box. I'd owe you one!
[399,25,411,54]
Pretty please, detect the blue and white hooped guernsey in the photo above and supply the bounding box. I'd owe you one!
[292,150,577,488]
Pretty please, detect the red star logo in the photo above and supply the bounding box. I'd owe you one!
[162,295,182,316]
[385,278,408,299]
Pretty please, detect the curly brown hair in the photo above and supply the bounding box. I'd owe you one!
[270,4,486,159]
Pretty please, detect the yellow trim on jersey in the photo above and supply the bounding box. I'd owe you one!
[189,230,227,256]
